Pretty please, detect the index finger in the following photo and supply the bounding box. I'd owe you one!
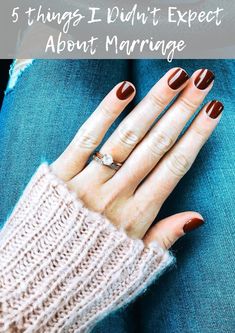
[51,81,135,181]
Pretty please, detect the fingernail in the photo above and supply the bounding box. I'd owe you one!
[183,218,204,233]
[168,68,189,90]
[206,100,224,119]
[194,69,215,90]
[116,81,135,100]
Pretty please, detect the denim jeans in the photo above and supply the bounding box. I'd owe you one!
[0,60,234,333]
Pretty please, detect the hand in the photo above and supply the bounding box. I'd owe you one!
[51,68,223,250]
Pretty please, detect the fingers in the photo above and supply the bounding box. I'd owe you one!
[50,81,135,181]
[85,68,189,182]
[104,68,189,161]
[135,100,224,207]
[143,212,204,249]
[109,69,214,192]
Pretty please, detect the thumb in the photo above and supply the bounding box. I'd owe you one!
[144,212,204,250]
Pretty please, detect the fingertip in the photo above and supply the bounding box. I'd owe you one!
[116,81,136,101]
[192,68,215,91]
[167,67,189,90]
[172,212,205,237]
[147,67,189,104]
[204,100,224,120]
[144,211,205,249]
[183,217,205,234]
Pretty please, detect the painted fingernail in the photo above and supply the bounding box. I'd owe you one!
[194,69,215,90]
[168,68,189,90]
[116,81,135,100]
[206,100,224,119]
[183,218,204,233]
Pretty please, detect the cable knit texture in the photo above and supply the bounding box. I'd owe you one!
[0,163,174,332]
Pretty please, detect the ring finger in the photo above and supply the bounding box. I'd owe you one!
[85,67,190,182]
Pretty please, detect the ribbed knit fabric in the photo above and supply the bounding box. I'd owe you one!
[0,163,174,333]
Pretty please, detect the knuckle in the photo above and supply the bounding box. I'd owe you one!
[83,195,108,214]
[162,234,173,249]
[117,124,139,148]
[76,128,99,150]
[148,131,173,156]
[124,206,147,237]
[100,103,117,119]
[125,220,135,235]
[179,97,198,113]
[96,189,119,214]
[192,125,209,142]
[92,202,106,214]
[167,151,191,177]
[148,92,166,111]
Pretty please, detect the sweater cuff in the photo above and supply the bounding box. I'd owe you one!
[0,163,175,333]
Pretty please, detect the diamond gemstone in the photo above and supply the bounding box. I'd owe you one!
[102,154,113,166]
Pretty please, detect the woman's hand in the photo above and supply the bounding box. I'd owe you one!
[51,68,223,250]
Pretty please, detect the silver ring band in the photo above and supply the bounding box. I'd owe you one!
[92,152,122,171]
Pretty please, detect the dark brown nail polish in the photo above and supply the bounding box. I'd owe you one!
[116,81,135,100]
[168,68,189,90]
[206,100,224,119]
[183,218,204,233]
[194,69,215,90]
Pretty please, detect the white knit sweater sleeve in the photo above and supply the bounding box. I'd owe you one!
[0,163,175,333]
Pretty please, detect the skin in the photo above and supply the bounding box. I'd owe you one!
[51,68,222,250]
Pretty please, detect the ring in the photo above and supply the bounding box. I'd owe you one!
[92,152,122,171]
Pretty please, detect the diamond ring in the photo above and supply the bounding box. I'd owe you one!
[92,152,122,171]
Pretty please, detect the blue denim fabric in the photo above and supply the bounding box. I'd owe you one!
[0,60,234,333]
